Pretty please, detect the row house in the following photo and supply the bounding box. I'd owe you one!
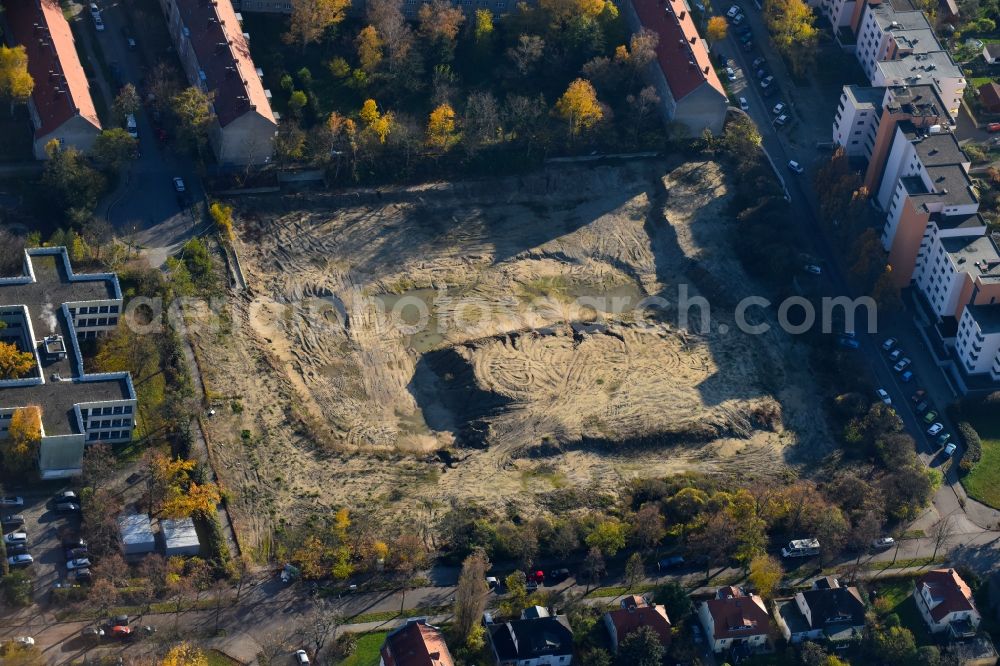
[3,0,102,159]
[0,248,136,479]
[157,0,278,164]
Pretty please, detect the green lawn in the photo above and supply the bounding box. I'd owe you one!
[869,577,934,646]
[961,412,1000,509]
[205,650,241,666]
[339,632,388,666]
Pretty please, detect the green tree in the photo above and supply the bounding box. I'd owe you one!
[748,554,782,598]
[41,141,107,223]
[170,87,215,157]
[874,626,917,664]
[653,581,693,621]
[113,83,141,123]
[616,625,664,666]
[585,519,626,556]
[93,128,138,173]
[624,552,644,589]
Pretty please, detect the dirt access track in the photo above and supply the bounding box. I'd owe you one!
[189,158,830,553]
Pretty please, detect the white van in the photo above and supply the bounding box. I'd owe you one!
[126,114,138,138]
[782,538,820,558]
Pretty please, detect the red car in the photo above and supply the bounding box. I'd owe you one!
[110,625,131,638]
[988,122,1000,133]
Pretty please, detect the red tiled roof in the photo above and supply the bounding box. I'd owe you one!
[380,621,454,666]
[173,0,274,127]
[917,569,976,623]
[4,0,101,138]
[705,593,770,640]
[631,0,725,101]
[979,82,1000,111]
[606,598,672,646]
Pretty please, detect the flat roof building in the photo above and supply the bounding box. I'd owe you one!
[120,513,156,556]
[0,248,136,479]
[161,517,201,556]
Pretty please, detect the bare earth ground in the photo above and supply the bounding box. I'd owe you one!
[186,158,831,555]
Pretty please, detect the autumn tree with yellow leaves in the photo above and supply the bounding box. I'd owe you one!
[147,452,221,519]
[355,26,384,74]
[284,0,350,51]
[0,340,34,380]
[1,406,41,476]
[555,78,603,136]
[426,103,458,150]
[160,642,208,666]
[706,16,729,41]
[359,99,393,144]
[764,0,817,76]
[0,45,33,114]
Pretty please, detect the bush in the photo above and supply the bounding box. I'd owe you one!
[196,511,234,578]
[1,571,33,606]
[957,421,982,473]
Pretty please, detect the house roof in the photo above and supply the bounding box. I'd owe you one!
[916,569,976,622]
[631,0,725,102]
[703,589,770,640]
[171,0,275,127]
[380,620,453,666]
[979,82,1000,109]
[986,43,1000,58]
[161,517,200,550]
[4,0,101,139]
[488,615,573,661]
[799,586,866,629]
[606,595,672,646]
[118,513,154,546]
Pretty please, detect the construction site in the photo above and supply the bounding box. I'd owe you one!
[187,158,831,554]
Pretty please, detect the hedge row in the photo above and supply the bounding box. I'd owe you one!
[958,421,983,473]
[196,511,234,579]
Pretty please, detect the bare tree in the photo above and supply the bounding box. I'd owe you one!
[453,549,490,640]
[296,600,343,659]
[624,552,644,590]
[81,443,116,492]
[931,515,957,560]
[582,546,606,592]
[0,230,25,276]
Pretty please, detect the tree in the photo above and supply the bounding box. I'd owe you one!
[624,552,645,589]
[210,202,235,240]
[0,45,33,113]
[161,642,209,666]
[463,92,500,149]
[555,78,603,136]
[170,87,215,156]
[426,103,458,150]
[359,99,393,143]
[93,128,138,173]
[0,644,44,666]
[113,83,141,123]
[653,581,693,621]
[616,625,665,666]
[2,406,41,476]
[764,0,817,76]
[874,626,917,664]
[931,515,956,559]
[148,453,221,519]
[0,229,25,277]
[453,549,490,640]
[748,554,782,598]
[284,0,350,50]
[706,16,729,41]
[418,0,465,60]
[474,8,495,45]
[356,26,384,74]
[688,509,737,580]
[0,341,34,380]
[916,645,942,666]
[41,142,107,223]
[88,578,120,620]
[630,503,666,551]
[585,519,627,556]
[582,546,605,590]
[288,90,308,116]
[507,35,546,76]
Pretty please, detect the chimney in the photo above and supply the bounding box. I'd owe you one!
[703,65,709,74]
[679,9,686,18]
[690,35,697,43]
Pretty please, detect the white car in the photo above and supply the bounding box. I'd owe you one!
[733,12,745,24]
[7,554,33,567]
[876,389,891,405]
[295,650,310,665]
[927,423,944,436]
[14,637,34,647]
[943,442,957,457]
[67,558,91,570]
[760,75,774,88]
[787,160,804,174]
[4,532,27,545]
[772,102,786,115]
[872,537,895,550]
[882,337,897,351]
[727,4,741,17]
[739,97,749,111]
[94,14,105,31]
[0,496,24,507]
[893,358,911,372]
[726,67,737,81]
[172,176,186,192]
[775,114,789,126]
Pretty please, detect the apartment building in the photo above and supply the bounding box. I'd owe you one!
[0,248,136,479]
[873,53,964,119]
[624,0,728,136]
[956,305,1000,381]
[157,0,277,164]
[3,0,102,159]
[814,0,858,31]
[854,1,931,78]
[234,0,517,16]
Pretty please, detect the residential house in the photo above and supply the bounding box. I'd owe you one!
[485,609,574,666]
[914,569,981,638]
[698,586,771,654]
[156,0,277,164]
[603,594,672,653]
[984,43,1000,65]
[0,248,136,479]
[774,576,867,644]
[978,81,1000,113]
[380,619,453,666]
[3,0,102,159]
[622,0,728,136]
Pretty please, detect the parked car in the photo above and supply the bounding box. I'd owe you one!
[872,537,895,550]
[74,569,93,583]
[774,114,789,126]
[13,637,34,647]
[727,4,741,17]
[787,160,804,174]
[762,84,778,97]
[4,532,28,545]
[93,13,105,31]
[295,650,310,665]
[62,537,86,549]
[889,348,903,361]
[726,67,737,81]
[67,558,91,570]
[923,410,938,424]
[937,432,951,447]
[66,547,89,559]
[988,122,1000,133]
[893,358,911,372]
[876,389,891,405]
[657,556,685,570]
[6,543,28,554]
[772,102,786,115]
[548,568,571,583]
[733,12,745,24]
[760,75,774,88]
[1,514,24,528]
[943,442,957,456]
[172,176,186,193]
[742,39,754,51]
[882,337,897,351]
[738,30,752,43]
[739,97,749,111]
[752,56,766,69]
[111,614,129,626]
[838,336,860,349]
[927,423,944,436]
[901,370,914,383]
[485,576,500,591]
[803,264,822,275]
[81,627,104,639]
[0,497,24,507]
[55,502,81,513]
[7,554,33,568]
[54,490,77,502]
[109,625,131,638]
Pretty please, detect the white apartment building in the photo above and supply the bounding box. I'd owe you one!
[0,247,136,478]
[913,232,995,320]
[956,305,1000,380]
[875,124,967,211]
[873,53,965,119]
[815,0,857,30]
[832,85,883,157]
[855,3,931,78]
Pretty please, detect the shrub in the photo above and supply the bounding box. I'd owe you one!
[957,421,982,473]
[196,511,234,578]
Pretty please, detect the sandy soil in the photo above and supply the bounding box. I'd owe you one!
[188,159,830,554]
